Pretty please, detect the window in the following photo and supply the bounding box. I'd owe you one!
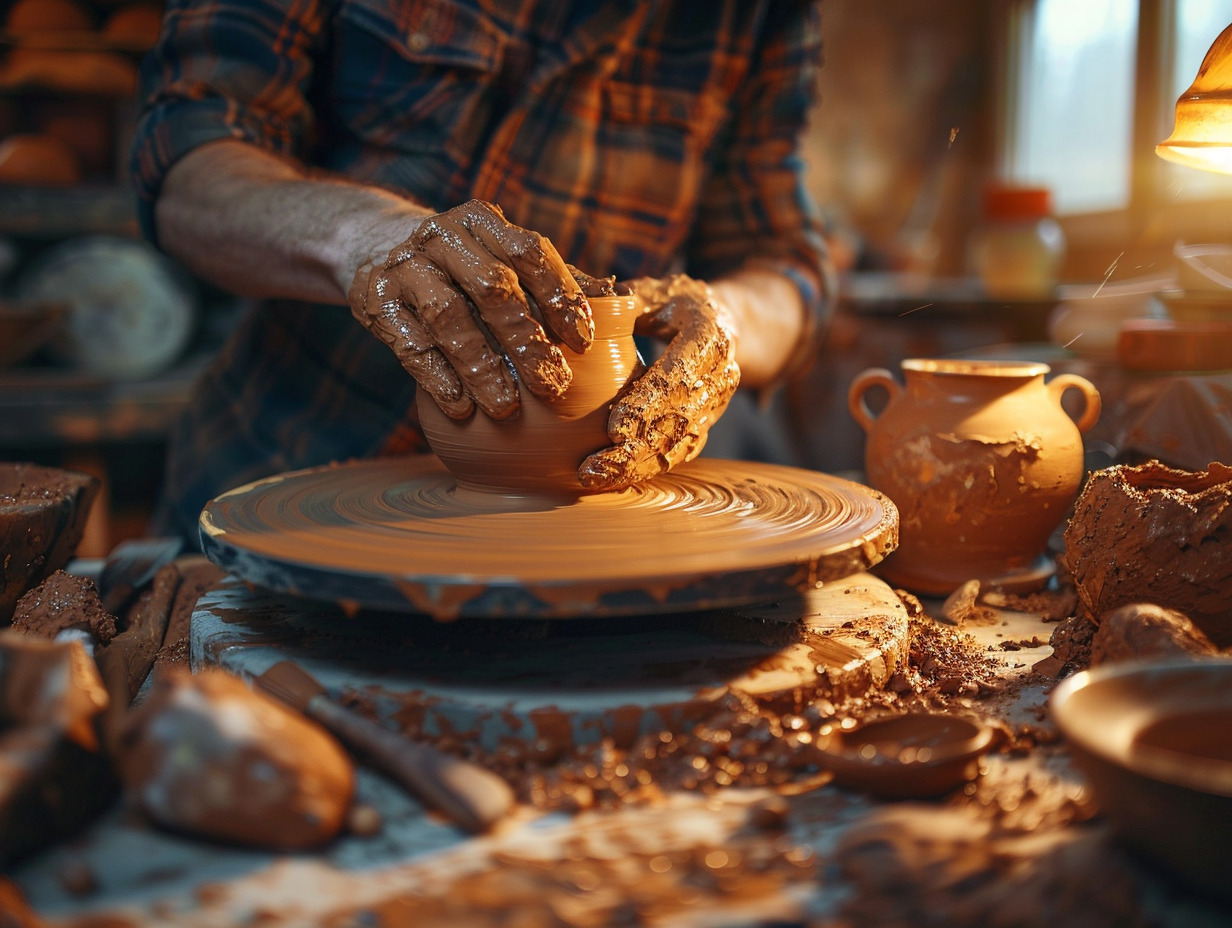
[1009,0,1138,214]
[1005,0,1232,222]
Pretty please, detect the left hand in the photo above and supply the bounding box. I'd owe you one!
[579,274,741,491]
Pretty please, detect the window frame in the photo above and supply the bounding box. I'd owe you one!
[1000,0,1232,274]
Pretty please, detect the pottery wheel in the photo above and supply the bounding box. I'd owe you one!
[191,572,910,755]
[200,456,898,619]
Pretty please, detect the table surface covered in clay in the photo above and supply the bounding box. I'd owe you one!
[9,580,1230,928]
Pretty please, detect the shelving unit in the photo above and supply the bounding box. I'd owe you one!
[0,184,137,237]
[0,0,190,554]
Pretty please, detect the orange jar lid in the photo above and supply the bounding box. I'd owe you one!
[983,185,1054,221]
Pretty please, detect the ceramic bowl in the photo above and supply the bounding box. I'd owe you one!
[1159,290,1232,323]
[12,237,197,381]
[1051,657,1232,904]
[813,711,997,799]
[1048,287,1165,361]
[1174,242,1232,294]
[1116,318,1232,372]
[0,462,99,624]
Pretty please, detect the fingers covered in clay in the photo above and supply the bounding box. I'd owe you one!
[349,199,594,418]
[579,275,740,491]
[380,254,518,419]
[413,213,572,404]
[350,256,476,419]
[459,202,593,353]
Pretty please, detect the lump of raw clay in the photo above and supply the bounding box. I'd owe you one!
[1090,603,1218,666]
[1063,461,1232,648]
[11,570,116,645]
[0,632,116,866]
[940,579,997,626]
[0,462,98,625]
[116,667,355,850]
[153,556,227,670]
[1046,615,1097,676]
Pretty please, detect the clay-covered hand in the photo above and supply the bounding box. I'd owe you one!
[579,274,741,491]
[347,199,594,420]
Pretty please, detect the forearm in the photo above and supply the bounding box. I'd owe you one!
[153,139,432,303]
[710,267,811,389]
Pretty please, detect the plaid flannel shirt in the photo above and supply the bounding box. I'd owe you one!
[131,0,828,544]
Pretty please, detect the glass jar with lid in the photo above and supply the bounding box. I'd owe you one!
[969,185,1066,299]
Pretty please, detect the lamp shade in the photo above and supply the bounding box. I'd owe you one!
[1157,22,1232,174]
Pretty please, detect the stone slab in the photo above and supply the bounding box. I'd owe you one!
[191,572,909,753]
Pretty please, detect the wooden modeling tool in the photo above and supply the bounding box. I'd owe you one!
[253,660,515,833]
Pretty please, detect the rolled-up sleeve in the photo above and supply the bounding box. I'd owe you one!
[130,0,325,244]
[689,1,831,323]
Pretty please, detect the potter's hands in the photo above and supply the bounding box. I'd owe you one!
[579,274,741,491]
[348,199,594,420]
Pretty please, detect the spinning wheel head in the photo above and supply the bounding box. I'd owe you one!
[200,456,898,620]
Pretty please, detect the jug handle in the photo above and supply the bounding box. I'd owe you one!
[848,368,901,433]
[1047,373,1102,434]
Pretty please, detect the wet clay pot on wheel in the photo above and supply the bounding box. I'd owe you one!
[417,295,642,495]
[848,358,1101,595]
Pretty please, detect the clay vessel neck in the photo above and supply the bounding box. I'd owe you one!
[901,358,1047,398]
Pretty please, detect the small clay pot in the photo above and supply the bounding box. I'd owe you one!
[849,358,1100,595]
[1064,461,1232,647]
[417,295,642,495]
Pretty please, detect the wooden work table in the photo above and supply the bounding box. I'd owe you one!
[5,567,1227,927]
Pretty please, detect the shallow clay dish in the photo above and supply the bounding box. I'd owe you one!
[13,237,197,381]
[200,455,898,620]
[0,462,98,624]
[1051,657,1232,904]
[812,711,996,799]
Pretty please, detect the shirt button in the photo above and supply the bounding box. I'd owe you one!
[408,31,430,52]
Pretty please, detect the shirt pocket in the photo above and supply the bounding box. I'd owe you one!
[604,82,729,137]
[595,81,730,227]
[331,0,505,160]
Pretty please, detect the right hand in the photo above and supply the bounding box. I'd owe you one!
[579,274,740,491]
[347,199,594,420]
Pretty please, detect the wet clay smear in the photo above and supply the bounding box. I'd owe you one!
[835,805,1184,928]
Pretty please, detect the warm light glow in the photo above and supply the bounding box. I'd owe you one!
[1157,22,1232,174]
